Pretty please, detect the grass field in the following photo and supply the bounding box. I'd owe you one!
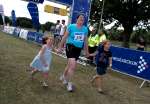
[0,31,150,104]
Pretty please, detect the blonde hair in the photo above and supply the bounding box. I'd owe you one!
[102,40,110,46]
[42,35,53,44]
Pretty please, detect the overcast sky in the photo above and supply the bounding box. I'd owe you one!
[0,0,68,24]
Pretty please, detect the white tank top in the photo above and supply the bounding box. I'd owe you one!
[60,24,66,36]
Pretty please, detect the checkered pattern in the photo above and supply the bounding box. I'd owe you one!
[137,56,148,74]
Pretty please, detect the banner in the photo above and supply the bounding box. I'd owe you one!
[22,0,44,4]
[27,2,40,32]
[44,5,67,16]
[47,0,72,6]
[4,26,15,34]
[111,46,150,81]
[71,0,91,26]
[11,10,17,27]
[19,29,28,40]
[13,28,21,37]
[27,31,36,41]
[35,32,43,44]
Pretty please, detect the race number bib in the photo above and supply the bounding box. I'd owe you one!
[74,32,85,41]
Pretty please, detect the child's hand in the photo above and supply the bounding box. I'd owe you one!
[56,48,62,54]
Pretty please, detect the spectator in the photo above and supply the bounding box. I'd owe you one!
[60,20,67,39]
[97,30,107,46]
[137,36,146,51]
[54,20,61,48]
[88,28,99,64]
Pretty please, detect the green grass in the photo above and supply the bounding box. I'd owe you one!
[0,31,150,104]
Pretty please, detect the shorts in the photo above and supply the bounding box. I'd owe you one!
[96,66,107,75]
[88,46,98,60]
[66,44,82,60]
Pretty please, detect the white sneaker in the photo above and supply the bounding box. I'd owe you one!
[60,75,68,85]
[67,82,73,92]
[63,79,68,85]
[42,81,48,87]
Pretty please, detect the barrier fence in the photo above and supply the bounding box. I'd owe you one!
[2,26,150,88]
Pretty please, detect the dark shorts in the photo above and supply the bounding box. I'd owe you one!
[96,66,107,75]
[66,44,82,60]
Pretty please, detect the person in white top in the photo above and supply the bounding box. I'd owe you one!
[54,20,61,48]
[60,20,67,39]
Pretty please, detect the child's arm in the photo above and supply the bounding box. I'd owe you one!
[39,46,47,66]
[89,51,98,57]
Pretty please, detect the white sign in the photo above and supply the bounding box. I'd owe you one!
[19,29,28,40]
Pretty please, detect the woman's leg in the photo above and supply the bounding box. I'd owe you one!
[64,58,77,82]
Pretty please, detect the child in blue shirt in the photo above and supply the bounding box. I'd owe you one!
[90,40,112,93]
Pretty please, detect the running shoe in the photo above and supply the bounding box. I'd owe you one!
[67,82,73,92]
[42,81,48,87]
[60,75,68,85]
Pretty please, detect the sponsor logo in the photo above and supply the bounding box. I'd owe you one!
[113,56,149,74]
[137,56,149,74]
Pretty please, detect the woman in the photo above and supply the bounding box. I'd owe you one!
[57,14,89,92]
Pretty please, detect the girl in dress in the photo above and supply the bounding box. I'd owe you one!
[30,36,53,87]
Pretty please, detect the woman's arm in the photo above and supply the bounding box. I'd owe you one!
[84,36,89,57]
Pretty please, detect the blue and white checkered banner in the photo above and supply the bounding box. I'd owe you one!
[111,46,150,81]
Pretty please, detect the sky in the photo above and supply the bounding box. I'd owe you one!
[0,0,68,24]
[0,0,119,29]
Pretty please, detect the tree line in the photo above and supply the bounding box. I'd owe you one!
[0,15,55,32]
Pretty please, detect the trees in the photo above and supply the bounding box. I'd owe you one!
[0,15,12,25]
[16,17,33,28]
[90,0,150,47]
[41,22,55,32]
